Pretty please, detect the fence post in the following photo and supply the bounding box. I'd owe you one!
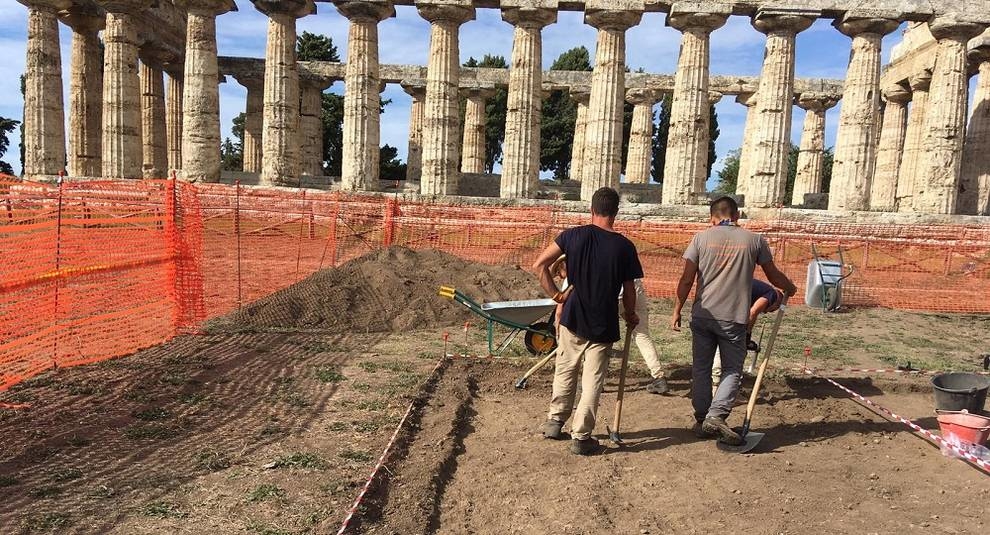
[52,176,65,368]
[296,189,307,280]
[164,176,181,337]
[235,180,242,309]
[383,197,398,248]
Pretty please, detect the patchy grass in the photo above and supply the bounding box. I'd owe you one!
[268,452,327,470]
[28,486,62,499]
[0,474,19,487]
[178,392,207,405]
[197,450,232,472]
[21,511,71,531]
[132,407,170,421]
[327,421,348,432]
[65,434,90,447]
[246,522,293,535]
[49,468,82,483]
[355,399,387,412]
[247,484,286,503]
[123,423,171,440]
[141,500,188,519]
[314,366,346,383]
[339,449,372,463]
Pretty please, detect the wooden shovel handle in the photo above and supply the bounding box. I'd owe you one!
[742,296,788,428]
[611,325,635,434]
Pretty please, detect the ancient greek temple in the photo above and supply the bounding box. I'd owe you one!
[14,0,990,215]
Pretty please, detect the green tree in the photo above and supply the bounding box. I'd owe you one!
[19,75,26,173]
[297,32,338,62]
[707,103,719,179]
[0,116,20,175]
[713,144,834,205]
[464,55,508,173]
[231,112,245,147]
[540,47,592,179]
[220,137,242,171]
[379,144,406,180]
[713,148,740,196]
[650,94,720,185]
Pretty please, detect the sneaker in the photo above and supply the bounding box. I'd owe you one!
[569,437,601,456]
[692,420,716,439]
[747,339,760,352]
[646,377,670,395]
[542,419,564,440]
[701,417,744,446]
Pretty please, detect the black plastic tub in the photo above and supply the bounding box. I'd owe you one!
[931,373,990,413]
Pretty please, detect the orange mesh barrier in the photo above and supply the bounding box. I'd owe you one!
[2,177,989,390]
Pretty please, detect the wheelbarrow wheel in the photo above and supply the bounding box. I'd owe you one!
[524,322,557,356]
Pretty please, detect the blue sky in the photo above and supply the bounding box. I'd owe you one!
[0,1,924,186]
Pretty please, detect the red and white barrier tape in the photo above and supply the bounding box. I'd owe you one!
[792,366,989,376]
[806,370,990,474]
[336,356,448,535]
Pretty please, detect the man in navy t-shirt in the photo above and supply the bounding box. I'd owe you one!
[532,187,643,455]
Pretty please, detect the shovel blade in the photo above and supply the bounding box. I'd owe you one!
[606,426,624,446]
[716,431,765,454]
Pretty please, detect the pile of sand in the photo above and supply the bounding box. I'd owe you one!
[210,247,542,333]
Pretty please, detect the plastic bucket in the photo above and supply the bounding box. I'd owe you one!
[935,410,990,446]
[931,373,990,413]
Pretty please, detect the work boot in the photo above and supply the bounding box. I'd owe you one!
[646,377,670,395]
[747,339,760,353]
[542,419,564,440]
[692,420,716,439]
[569,437,601,456]
[701,417,744,446]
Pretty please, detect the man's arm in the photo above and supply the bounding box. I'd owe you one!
[533,242,567,301]
[672,259,698,331]
[760,260,797,297]
[748,297,771,331]
[621,280,638,328]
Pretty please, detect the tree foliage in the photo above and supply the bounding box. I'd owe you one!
[540,47,592,179]
[651,94,720,184]
[296,32,339,62]
[464,55,509,173]
[220,137,242,171]
[713,144,834,204]
[0,116,19,175]
[379,144,406,180]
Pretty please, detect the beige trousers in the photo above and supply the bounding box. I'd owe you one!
[630,280,664,379]
[547,324,612,440]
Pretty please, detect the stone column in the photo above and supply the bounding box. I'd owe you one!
[174,0,235,182]
[869,84,911,211]
[461,88,491,175]
[139,59,168,178]
[254,0,316,186]
[96,0,146,179]
[165,72,183,172]
[299,81,327,176]
[238,77,263,173]
[734,91,758,201]
[60,6,104,178]
[745,10,816,207]
[499,7,555,198]
[624,89,657,185]
[895,70,931,211]
[662,8,728,204]
[791,92,838,206]
[828,15,900,211]
[915,17,986,214]
[961,49,990,215]
[402,84,426,182]
[581,9,643,200]
[569,89,590,182]
[417,4,475,196]
[695,90,723,198]
[19,0,71,179]
[335,1,394,191]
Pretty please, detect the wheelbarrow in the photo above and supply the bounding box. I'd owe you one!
[438,286,557,357]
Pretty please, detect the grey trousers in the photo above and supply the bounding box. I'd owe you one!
[690,317,748,422]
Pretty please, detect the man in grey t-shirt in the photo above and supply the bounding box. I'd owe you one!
[672,197,796,445]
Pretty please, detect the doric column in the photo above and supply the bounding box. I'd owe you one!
[870,84,911,211]
[139,59,168,178]
[165,72,183,172]
[569,89,590,182]
[60,6,104,178]
[895,70,931,211]
[961,49,990,215]
[417,4,475,196]
[254,0,316,186]
[624,88,657,185]
[696,90,723,198]
[499,7,555,198]
[915,17,986,214]
[237,77,264,173]
[96,0,146,179]
[335,1,394,190]
[461,88,492,175]
[744,10,816,207]
[791,92,838,206]
[581,9,643,200]
[828,14,900,211]
[174,0,236,182]
[661,7,728,204]
[299,81,328,176]
[402,84,426,182]
[734,91,758,200]
[19,0,71,179]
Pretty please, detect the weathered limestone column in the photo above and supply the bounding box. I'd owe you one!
[402,84,426,182]
[958,47,990,215]
[461,88,491,175]
[828,14,900,211]
[791,92,838,206]
[499,6,556,198]
[238,77,264,173]
[662,7,728,204]
[869,84,911,211]
[734,91,758,201]
[624,89,657,185]
[174,0,236,182]
[745,10,816,207]
[96,0,145,179]
[299,81,328,176]
[696,90,723,198]
[335,1,394,191]
[569,89,590,182]
[254,0,316,186]
[60,6,104,178]
[581,8,643,200]
[915,17,986,214]
[139,59,168,178]
[418,4,475,195]
[19,0,71,179]
[895,70,932,211]
[165,72,183,172]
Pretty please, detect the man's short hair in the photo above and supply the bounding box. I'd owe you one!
[591,187,620,217]
[710,196,739,219]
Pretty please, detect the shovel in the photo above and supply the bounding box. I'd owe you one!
[514,348,557,389]
[719,296,788,454]
[606,325,635,446]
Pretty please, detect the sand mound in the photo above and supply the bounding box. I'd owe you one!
[210,247,542,333]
